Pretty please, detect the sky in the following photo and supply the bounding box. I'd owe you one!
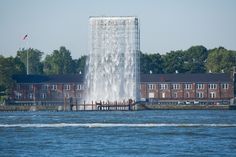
[0,0,236,59]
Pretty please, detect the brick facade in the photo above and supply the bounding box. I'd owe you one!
[10,73,234,105]
[140,82,233,101]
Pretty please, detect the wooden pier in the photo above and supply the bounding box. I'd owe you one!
[65,99,136,111]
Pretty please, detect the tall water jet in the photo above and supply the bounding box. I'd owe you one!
[85,16,140,103]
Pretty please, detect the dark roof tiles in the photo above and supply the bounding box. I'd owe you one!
[12,73,232,84]
[12,74,84,83]
[141,73,232,83]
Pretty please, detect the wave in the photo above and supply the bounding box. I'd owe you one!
[0,123,236,128]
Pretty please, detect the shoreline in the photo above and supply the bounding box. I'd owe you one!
[136,104,236,110]
[0,104,236,111]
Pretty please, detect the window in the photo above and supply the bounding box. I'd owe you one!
[160,84,168,90]
[17,85,20,90]
[41,93,46,99]
[64,93,70,98]
[148,84,154,90]
[196,83,204,89]
[210,92,216,98]
[185,84,192,90]
[15,92,22,99]
[221,83,228,89]
[148,92,154,98]
[29,84,33,90]
[172,84,180,90]
[208,84,217,89]
[77,84,83,90]
[186,92,190,98]
[42,84,49,90]
[173,92,178,98]
[78,93,82,98]
[29,93,34,100]
[64,84,70,90]
[161,92,166,98]
[52,85,57,90]
[196,92,204,98]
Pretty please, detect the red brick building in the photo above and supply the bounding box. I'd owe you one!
[140,73,234,104]
[9,73,234,105]
[10,74,84,105]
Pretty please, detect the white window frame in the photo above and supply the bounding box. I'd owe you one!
[210,92,216,98]
[41,93,46,99]
[186,92,190,98]
[148,92,154,98]
[173,92,178,98]
[160,84,168,90]
[64,84,70,90]
[209,84,217,89]
[172,84,180,90]
[29,93,34,100]
[52,85,57,90]
[196,83,204,89]
[148,84,154,90]
[77,84,83,90]
[221,83,228,89]
[196,92,204,98]
[64,93,70,98]
[185,84,192,90]
[42,84,49,90]
[161,92,166,98]
[16,92,21,99]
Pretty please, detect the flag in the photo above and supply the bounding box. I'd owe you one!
[23,34,28,40]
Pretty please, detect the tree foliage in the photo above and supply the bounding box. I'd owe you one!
[0,55,26,95]
[140,52,164,74]
[206,47,236,73]
[73,55,87,74]
[43,47,75,75]
[17,48,44,74]
[1,45,236,97]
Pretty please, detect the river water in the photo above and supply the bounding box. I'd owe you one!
[0,110,236,156]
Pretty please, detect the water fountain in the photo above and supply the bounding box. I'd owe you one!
[85,16,140,103]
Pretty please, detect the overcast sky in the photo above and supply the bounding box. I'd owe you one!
[1,0,236,59]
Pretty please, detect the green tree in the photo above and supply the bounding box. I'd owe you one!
[182,45,208,73]
[163,50,185,73]
[43,46,75,75]
[73,55,87,74]
[206,47,236,73]
[0,55,26,96]
[17,48,44,74]
[140,52,164,74]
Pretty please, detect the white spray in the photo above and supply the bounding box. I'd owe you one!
[85,16,140,103]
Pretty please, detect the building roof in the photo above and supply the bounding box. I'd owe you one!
[140,73,232,83]
[12,73,232,84]
[12,74,84,84]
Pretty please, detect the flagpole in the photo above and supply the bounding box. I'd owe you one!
[23,34,29,75]
[27,47,29,75]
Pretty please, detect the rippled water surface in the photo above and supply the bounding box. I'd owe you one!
[1,110,236,157]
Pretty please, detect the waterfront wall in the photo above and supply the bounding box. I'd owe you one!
[0,104,236,111]
[136,104,236,110]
